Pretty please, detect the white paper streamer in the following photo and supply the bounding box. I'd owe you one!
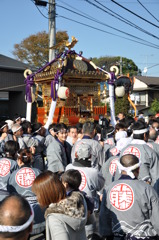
[44,100,57,129]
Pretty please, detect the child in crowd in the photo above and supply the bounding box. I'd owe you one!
[62,169,94,216]
[62,169,100,240]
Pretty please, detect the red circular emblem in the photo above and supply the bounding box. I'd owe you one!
[16,168,36,188]
[110,183,134,211]
[155,139,159,144]
[123,146,140,159]
[75,141,85,158]
[147,143,153,149]
[110,147,120,156]
[79,170,87,191]
[155,136,159,144]
[0,159,11,177]
[65,88,69,98]
[109,158,118,176]
[105,139,113,146]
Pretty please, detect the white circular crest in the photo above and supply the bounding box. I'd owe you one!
[110,183,134,211]
[24,69,32,78]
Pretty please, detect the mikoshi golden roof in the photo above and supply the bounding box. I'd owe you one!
[33,50,109,84]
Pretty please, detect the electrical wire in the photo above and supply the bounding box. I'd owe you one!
[57,4,159,48]
[58,0,98,20]
[111,0,159,28]
[58,15,159,50]
[84,0,159,40]
[30,0,51,19]
[146,63,159,70]
[137,0,159,23]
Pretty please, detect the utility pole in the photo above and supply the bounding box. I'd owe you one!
[48,0,56,61]
[45,0,57,129]
[120,56,123,75]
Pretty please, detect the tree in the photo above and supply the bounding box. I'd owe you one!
[92,56,140,76]
[150,99,159,114]
[115,94,130,116]
[12,31,69,68]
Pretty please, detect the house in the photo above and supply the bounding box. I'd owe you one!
[0,54,32,121]
[130,76,159,116]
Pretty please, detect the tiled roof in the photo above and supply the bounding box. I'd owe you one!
[135,105,149,111]
[135,76,159,87]
[0,54,30,70]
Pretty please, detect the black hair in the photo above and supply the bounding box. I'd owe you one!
[48,123,57,131]
[13,114,21,123]
[62,169,82,190]
[148,117,157,126]
[155,117,159,123]
[32,122,42,135]
[124,116,135,128]
[54,123,68,133]
[4,141,20,159]
[0,121,7,131]
[115,122,126,131]
[118,112,125,117]
[95,124,101,134]
[132,121,149,140]
[21,121,31,134]
[76,123,83,134]
[17,148,32,166]
[138,118,145,124]
[67,125,77,132]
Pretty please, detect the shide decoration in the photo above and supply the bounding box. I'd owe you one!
[24,37,132,127]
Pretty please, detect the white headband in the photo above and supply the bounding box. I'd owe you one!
[133,128,149,134]
[12,126,22,133]
[0,124,7,130]
[49,128,54,132]
[107,129,115,136]
[0,205,34,233]
[33,127,42,134]
[15,117,21,122]
[17,153,27,158]
[117,161,141,179]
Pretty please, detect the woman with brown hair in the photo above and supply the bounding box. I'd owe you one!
[32,171,87,240]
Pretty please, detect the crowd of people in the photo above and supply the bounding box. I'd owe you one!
[1,112,159,240]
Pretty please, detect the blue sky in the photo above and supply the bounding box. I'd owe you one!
[1,0,159,76]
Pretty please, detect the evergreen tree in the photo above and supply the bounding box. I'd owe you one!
[150,98,159,114]
[92,56,140,76]
[115,94,130,116]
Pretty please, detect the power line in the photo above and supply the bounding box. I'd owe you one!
[146,63,159,70]
[58,15,159,50]
[111,0,159,29]
[57,4,159,48]
[30,0,51,19]
[73,0,158,2]
[83,0,159,40]
[58,0,96,19]
[137,0,159,23]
